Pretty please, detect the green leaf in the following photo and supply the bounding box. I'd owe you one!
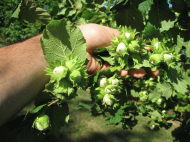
[97,55,115,65]
[185,41,190,57]
[107,108,124,124]
[76,18,87,25]
[75,0,83,8]
[118,56,128,68]
[149,110,161,119]
[94,0,107,8]
[147,0,175,28]
[11,3,21,19]
[149,89,161,102]
[166,68,180,83]
[0,115,45,142]
[54,80,74,96]
[174,35,185,52]
[82,10,98,20]
[145,105,154,111]
[66,9,77,17]
[130,53,141,64]
[35,92,53,106]
[19,1,51,24]
[139,106,146,113]
[142,22,162,40]
[45,81,55,92]
[88,15,101,23]
[6,2,21,27]
[172,79,188,94]
[115,5,145,32]
[160,20,175,32]
[35,7,51,24]
[75,102,91,110]
[138,0,153,16]
[40,20,87,63]
[115,0,128,5]
[142,60,151,67]
[182,71,190,86]
[133,60,151,69]
[92,67,121,86]
[164,113,176,119]
[19,1,36,23]
[51,103,69,136]
[30,104,47,114]
[92,71,100,87]
[131,89,139,98]
[156,82,172,99]
[57,7,67,15]
[166,68,188,93]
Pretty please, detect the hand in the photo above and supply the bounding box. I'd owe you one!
[78,24,159,78]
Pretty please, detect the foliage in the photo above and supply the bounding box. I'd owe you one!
[0,0,61,44]
[1,0,190,141]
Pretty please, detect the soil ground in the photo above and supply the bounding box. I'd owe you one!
[58,89,179,142]
[15,88,187,142]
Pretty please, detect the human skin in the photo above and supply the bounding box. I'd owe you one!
[0,23,159,126]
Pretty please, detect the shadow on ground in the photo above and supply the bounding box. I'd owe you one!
[58,90,177,142]
[1,89,188,142]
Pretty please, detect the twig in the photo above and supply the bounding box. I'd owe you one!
[67,7,81,10]
[93,0,104,14]
[68,0,74,7]
[47,99,59,107]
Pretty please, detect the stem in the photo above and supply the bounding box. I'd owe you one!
[47,99,59,107]
[68,0,74,7]
[68,7,81,10]
[93,0,104,14]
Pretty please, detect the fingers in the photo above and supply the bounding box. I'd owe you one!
[120,69,128,77]
[87,57,159,78]
[96,63,145,79]
[86,52,111,74]
[99,63,142,78]
[86,46,159,78]
[100,62,109,70]
[128,68,146,78]
[87,52,158,78]
[143,67,159,77]
[120,67,159,78]
[144,46,151,51]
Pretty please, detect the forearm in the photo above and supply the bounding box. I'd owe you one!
[0,34,49,126]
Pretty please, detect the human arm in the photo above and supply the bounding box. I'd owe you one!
[0,23,159,127]
[0,34,49,126]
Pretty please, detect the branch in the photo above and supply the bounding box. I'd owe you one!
[68,7,81,10]
[93,0,104,14]
[47,99,59,107]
